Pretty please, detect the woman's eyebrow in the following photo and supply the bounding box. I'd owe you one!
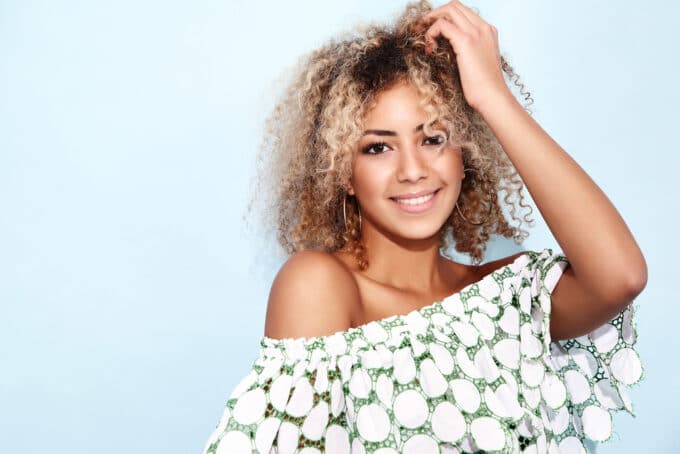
[362,124,425,136]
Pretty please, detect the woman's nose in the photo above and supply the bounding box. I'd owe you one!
[396,145,429,183]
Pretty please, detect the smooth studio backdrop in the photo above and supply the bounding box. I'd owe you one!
[1,1,678,452]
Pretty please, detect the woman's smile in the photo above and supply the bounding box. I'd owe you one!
[390,188,442,213]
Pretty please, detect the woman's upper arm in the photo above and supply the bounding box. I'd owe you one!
[549,264,643,341]
[264,250,361,340]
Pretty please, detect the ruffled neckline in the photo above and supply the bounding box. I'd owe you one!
[260,250,530,348]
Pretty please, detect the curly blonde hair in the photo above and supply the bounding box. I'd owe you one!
[244,0,535,270]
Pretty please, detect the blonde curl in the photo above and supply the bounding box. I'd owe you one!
[244,0,535,270]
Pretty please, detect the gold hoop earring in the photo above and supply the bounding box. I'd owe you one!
[343,195,362,233]
[455,167,494,226]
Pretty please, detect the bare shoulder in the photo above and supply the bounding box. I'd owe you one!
[264,250,361,340]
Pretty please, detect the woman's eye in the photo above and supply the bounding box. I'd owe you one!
[424,135,445,146]
[362,141,389,154]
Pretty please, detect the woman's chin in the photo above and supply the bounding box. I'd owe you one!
[361,199,456,242]
[386,221,449,243]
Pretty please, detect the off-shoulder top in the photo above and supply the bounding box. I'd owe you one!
[202,248,643,453]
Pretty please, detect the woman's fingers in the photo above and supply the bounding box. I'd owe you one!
[418,1,495,53]
[420,2,475,35]
[423,17,466,53]
[416,0,507,110]
[454,2,498,38]
[450,1,486,29]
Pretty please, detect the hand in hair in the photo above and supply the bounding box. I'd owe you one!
[416,0,511,112]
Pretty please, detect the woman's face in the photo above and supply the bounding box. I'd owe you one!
[348,80,464,242]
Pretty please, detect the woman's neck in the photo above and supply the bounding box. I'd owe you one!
[358,228,452,293]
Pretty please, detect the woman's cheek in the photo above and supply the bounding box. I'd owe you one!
[354,159,389,190]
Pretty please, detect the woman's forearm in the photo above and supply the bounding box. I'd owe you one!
[476,92,647,303]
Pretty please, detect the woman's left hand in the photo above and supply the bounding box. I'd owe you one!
[416,0,512,113]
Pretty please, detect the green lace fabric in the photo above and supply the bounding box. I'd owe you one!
[203,248,643,453]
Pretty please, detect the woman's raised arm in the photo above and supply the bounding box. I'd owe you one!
[418,0,647,340]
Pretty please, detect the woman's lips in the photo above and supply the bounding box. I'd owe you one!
[390,189,440,213]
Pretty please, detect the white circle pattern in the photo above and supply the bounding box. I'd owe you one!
[393,389,429,428]
[203,249,644,454]
[356,404,391,442]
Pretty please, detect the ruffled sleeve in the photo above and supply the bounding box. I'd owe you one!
[517,248,644,450]
[202,336,350,454]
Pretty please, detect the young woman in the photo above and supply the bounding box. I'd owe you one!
[203,1,646,452]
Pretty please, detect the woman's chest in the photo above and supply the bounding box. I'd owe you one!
[350,269,484,329]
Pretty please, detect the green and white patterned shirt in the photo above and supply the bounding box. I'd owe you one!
[203,248,643,453]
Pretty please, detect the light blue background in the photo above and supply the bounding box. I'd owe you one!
[1,1,677,452]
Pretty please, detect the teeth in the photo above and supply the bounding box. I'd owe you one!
[395,192,435,205]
